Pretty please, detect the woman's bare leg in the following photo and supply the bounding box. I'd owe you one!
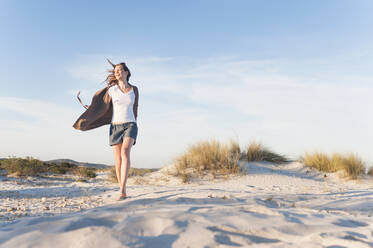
[112,143,122,187]
[120,137,135,195]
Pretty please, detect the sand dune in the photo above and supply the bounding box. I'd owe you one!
[1,161,373,247]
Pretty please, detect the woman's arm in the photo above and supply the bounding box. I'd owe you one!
[133,86,139,120]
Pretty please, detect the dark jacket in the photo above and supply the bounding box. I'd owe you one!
[73,85,139,131]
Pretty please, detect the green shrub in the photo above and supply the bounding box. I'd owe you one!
[246,142,288,163]
[129,167,158,177]
[47,162,78,174]
[107,166,158,183]
[1,157,101,179]
[76,178,88,183]
[1,157,48,177]
[74,167,97,178]
[0,159,8,176]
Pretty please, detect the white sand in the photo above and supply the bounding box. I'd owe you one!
[1,161,373,247]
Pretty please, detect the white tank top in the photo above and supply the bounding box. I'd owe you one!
[108,85,136,124]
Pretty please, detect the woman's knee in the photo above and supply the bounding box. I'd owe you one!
[121,147,131,158]
[113,144,122,163]
[115,159,122,168]
[114,155,122,164]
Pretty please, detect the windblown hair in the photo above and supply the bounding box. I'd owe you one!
[104,58,132,87]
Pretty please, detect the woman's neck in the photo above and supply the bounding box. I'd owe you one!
[118,79,130,88]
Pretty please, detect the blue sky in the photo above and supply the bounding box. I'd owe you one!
[1,0,373,168]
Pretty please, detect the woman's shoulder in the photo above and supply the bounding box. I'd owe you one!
[107,84,118,95]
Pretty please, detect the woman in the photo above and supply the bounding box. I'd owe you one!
[73,59,139,200]
[105,60,139,200]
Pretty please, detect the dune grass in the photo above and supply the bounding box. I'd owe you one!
[246,142,288,163]
[302,152,365,179]
[173,139,242,183]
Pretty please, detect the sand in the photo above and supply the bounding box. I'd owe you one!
[1,161,373,247]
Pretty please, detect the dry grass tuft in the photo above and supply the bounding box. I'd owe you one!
[303,152,340,172]
[173,139,242,183]
[246,142,288,163]
[303,152,365,179]
[343,154,366,179]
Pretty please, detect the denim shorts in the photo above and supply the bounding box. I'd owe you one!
[109,122,138,146]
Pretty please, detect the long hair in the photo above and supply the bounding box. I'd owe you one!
[77,59,132,109]
[104,58,132,87]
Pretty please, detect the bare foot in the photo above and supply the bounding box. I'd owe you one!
[117,193,127,201]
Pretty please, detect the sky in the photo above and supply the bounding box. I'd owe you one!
[1,0,372,168]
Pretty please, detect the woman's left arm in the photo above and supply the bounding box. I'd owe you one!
[133,86,139,120]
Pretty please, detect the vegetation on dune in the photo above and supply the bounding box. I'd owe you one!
[73,167,97,178]
[1,141,369,184]
[108,166,158,183]
[302,152,365,179]
[0,157,47,177]
[129,167,159,177]
[246,142,288,164]
[0,157,97,178]
[1,156,155,182]
[343,154,366,179]
[173,139,243,183]
[49,162,78,174]
[170,138,367,183]
[368,167,373,176]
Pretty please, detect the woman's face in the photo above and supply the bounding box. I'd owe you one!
[114,65,127,81]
